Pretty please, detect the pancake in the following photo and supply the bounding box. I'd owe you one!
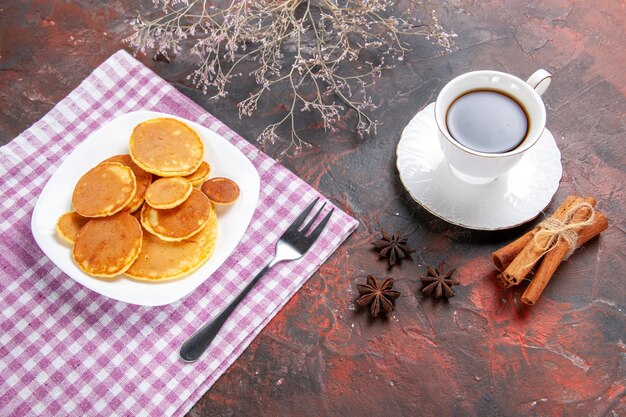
[72,162,137,217]
[101,154,152,213]
[141,188,211,241]
[129,118,204,177]
[56,211,90,245]
[72,212,143,277]
[126,208,217,281]
[183,161,211,187]
[201,177,240,205]
[145,177,193,209]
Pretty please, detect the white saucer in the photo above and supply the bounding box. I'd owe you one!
[396,103,562,230]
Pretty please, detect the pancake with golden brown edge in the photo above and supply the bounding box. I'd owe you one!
[145,177,193,209]
[72,212,143,277]
[201,177,240,205]
[101,154,152,213]
[126,208,217,281]
[129,118,204,177]
[183,161,211,187]
[72,162,137,217]
[56,211,90,245]
[141,188,211,242]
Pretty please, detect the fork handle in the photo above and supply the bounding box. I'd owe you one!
[179,262,271,362]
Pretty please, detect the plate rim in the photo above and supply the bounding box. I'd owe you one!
[31,110,261,306]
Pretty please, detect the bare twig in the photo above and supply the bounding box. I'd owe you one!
[126,0,456,155]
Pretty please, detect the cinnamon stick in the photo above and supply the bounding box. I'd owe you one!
[521,211,608,305]
[492,195,579,272]
[498,196,596,288]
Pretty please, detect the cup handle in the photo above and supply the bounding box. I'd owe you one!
[526,69,552,96]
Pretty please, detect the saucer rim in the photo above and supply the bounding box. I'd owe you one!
[396,103,562,231]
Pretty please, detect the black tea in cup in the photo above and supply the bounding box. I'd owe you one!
[446,90,529,153]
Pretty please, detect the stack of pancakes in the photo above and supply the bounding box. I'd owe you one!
[57,117,239,282]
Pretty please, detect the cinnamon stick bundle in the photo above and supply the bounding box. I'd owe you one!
[521,211,608,305]
[491,194,608,305]
[499,196,596,288]
[492,195,579,272]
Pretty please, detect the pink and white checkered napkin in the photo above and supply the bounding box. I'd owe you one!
[0,50,358,416]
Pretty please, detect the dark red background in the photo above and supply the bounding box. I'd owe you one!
[1,1,624,416]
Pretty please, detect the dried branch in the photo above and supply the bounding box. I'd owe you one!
[126,0,456,156]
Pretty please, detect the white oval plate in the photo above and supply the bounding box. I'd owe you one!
[397,103,562,230]
[31,111,260,306]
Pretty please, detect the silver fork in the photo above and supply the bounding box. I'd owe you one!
[180,197,334,362]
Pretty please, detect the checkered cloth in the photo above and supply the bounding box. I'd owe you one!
[0,50,358,416]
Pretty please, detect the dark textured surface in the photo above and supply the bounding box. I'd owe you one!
[2,1,625,416]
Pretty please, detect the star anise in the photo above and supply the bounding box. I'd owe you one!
[356,275,401,318]
[372,229,415,267]
[420,261,460,299]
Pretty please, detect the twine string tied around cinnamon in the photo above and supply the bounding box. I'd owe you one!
[532,202,596,261]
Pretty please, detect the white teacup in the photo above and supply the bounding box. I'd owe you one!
[434,69,552,184]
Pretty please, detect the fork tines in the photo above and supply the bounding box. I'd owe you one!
[285,197,334,242]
